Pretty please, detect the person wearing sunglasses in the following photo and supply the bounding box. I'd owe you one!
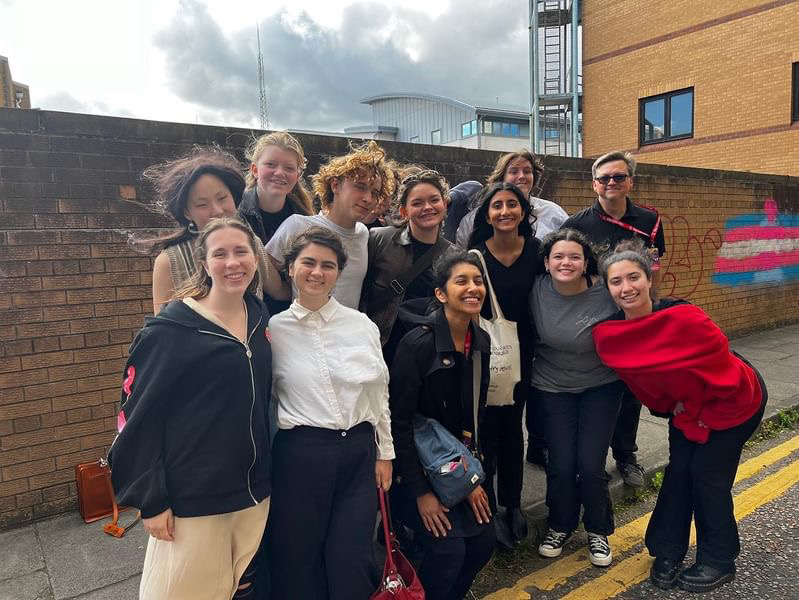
[561,150,666,491]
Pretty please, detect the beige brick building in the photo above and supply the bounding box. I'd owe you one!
[0,56,30,110]
[582,0,799,176]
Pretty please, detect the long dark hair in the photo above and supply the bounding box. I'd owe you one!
[467,182,533,248]
[130,147,246,254]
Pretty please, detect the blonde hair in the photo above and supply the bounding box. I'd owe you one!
[245,131,313,215]
[173,216,262,300]
[311,140,396,211]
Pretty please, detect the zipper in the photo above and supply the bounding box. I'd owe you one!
[198,313,262,506]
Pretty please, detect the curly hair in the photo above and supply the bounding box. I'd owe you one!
[311,140,396,211]
[245,131,313,215]
[389,168,450,227]
[599,238,653,283]
[540,227,600,277]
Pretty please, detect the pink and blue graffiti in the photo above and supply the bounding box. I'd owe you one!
[714,199,799,286]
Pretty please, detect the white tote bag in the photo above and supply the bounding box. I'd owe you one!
[469,249,521,406]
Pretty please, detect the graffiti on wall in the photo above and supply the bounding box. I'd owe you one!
[659,216,722,299]
[713,199,799,286]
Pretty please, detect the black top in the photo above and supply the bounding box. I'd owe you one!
[259,202,295,242]
[476,236,542,371]
[109,294,272,519]
[563,198,666,257]
[404,236,438,300]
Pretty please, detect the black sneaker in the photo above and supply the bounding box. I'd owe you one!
[538,529,571,558]
[587,532,613,567]
[616,460,645,488]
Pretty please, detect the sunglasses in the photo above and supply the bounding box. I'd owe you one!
[595,174,630,185]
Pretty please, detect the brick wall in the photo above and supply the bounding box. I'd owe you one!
[1,108,799,528]
[582,0,799,176]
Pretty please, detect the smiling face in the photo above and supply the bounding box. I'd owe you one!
[184,174,238,229]
[503,157,535,199]
[606,259,653,318]
[250,145,301,200]
[486,189,524,233]
[400,182,446,233]
[545,240,586,285]
[592,159,634,205]
[288,242,340,303]
[202,226,256,297]
[434,262,485,317]
[330,175,382,224]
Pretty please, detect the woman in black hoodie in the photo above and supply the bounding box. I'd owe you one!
[110,216,272,600]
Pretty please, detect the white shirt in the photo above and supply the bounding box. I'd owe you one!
[531,196,569,239]
[268,297,395,460]
[265,214,369,310]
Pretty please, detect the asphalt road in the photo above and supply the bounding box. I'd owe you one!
[477,428,799,600]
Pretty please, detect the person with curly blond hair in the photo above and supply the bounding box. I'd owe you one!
[264,140,395,310]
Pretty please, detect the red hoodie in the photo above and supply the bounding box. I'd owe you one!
[592,303,762,443]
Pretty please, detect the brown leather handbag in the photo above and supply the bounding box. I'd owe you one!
[75,458,140,537]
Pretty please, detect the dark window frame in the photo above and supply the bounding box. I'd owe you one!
[792,62,799,123]
[639,87,694,146]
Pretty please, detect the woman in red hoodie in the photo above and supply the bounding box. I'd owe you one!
[592,241,766,594]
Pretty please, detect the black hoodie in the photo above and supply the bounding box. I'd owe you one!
[109,293,272,519]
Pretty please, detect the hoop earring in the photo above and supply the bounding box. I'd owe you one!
[188,221,199,234]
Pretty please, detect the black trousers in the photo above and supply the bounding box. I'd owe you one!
[414,524,496,600]
[610,386,641,463]
[525,379,547,452]
[482,380,526,511]
[539,380,624,535]
[268,422,378,600]
[646,393,767,571]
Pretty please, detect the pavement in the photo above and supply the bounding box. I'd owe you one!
[1,322,799,600]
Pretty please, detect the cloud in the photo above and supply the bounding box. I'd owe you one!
[37,91,134,118]
[153,0,529,131]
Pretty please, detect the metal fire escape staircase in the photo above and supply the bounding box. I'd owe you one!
[529,0,582,156]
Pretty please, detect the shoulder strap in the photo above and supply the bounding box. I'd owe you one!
[370,236,449,310]
[473,349,480,447]
[468,249,505,321]
[101,466,141,538]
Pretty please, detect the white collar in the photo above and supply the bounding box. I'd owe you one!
[288,296,339,322]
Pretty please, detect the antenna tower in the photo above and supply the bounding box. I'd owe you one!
[256,25,269,130]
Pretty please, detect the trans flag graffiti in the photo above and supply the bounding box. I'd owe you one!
[714,199,799,286]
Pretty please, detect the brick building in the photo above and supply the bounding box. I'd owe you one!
[1,108,798,528]
[0,56,31,110]
[581,0,799,176]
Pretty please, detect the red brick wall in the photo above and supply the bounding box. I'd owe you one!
[1,108,798,528]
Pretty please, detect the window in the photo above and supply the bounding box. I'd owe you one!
[639,88,693,144]
[461,120,477,138]
[510,123,520,137]
[410,135,419,143]
[793,62,799,122]
[483,120,493,134]
[431,129,441,145]
[501,122,511,136]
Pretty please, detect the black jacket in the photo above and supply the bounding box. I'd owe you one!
[239,187,303,245]
[388,306,491,497]
[109,294,272,518]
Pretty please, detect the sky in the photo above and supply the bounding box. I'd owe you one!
[0,0,532,132]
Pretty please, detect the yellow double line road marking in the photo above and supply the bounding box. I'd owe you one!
[484,434,799,600]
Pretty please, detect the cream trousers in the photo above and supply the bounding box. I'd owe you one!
[139,499,269,600]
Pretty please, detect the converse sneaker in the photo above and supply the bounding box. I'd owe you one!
[538,529,571,558]
[587,532,613,567]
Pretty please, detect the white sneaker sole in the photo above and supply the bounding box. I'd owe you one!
[589,551,613,567]
[538,544,564,558]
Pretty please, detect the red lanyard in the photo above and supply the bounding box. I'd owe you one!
[464,328,472,357]
[596,208,661,245]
